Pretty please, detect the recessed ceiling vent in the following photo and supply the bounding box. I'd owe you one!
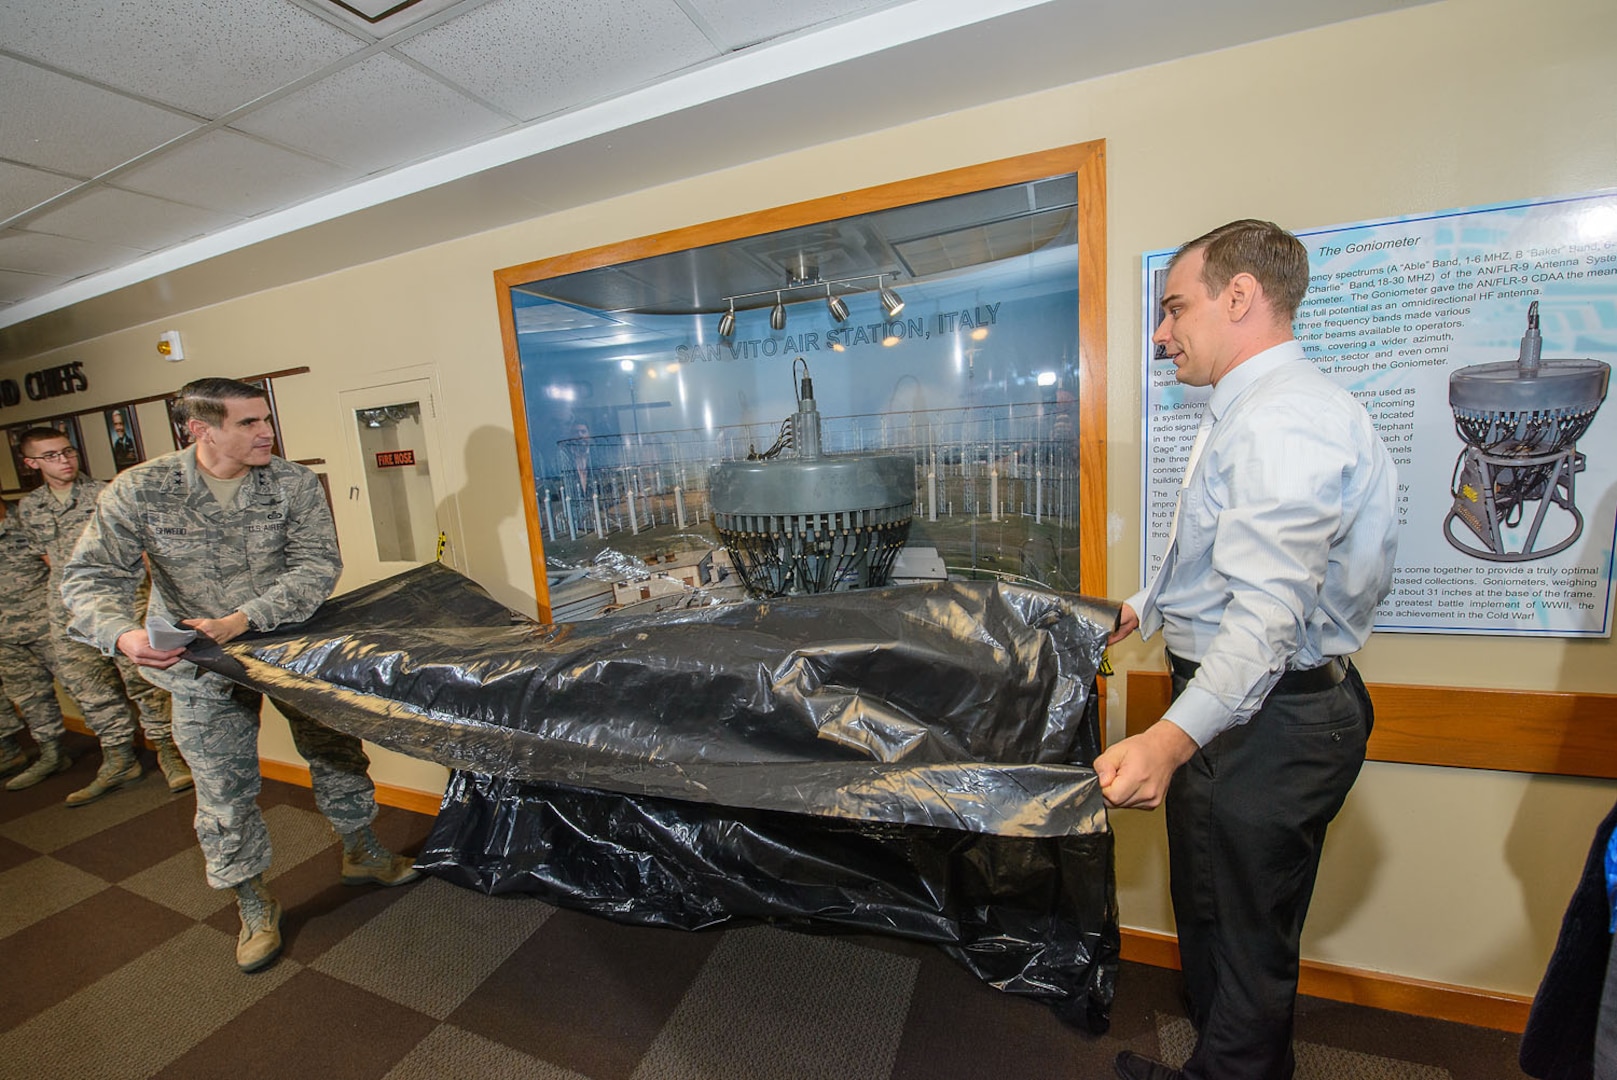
[304,0,465,36]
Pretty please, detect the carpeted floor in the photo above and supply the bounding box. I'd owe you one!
[0,731,1528,1079]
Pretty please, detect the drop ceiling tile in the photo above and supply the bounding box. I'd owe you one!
[0,0,366,117]
[230,53,511,174]
[0,162,80,223]
[396,0,718,121]
[686,0,900,50]
[0,229,148,278]
[0,57,202,178]
[24,188,242,253]
[0,268,68,306]
[110,130,358,218]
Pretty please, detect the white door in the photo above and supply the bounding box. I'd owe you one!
[334,374,463,591]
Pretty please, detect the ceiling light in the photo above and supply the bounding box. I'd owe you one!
[619,359,635,371]
[879,281,905,318]
[716,273,905,338]
[826,284,849,323]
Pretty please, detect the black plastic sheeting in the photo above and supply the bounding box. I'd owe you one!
[189,562,1121,1028]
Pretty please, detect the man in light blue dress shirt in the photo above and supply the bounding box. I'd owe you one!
[1099,220,1398,1080]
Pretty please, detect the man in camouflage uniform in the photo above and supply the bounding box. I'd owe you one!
[62,378,419,974]
[16,428,190,804]
[0,496,72,787]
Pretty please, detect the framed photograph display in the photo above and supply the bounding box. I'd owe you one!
[104,404,144,471]
[5,425,38,490]
[165,395,191,449]
[493,144,1107,616]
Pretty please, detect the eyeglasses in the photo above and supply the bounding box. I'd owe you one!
[29,448,79,462]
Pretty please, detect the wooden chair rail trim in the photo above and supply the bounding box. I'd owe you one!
[1125,670,1617,778]
[1121,927,1530,1033]
[259,758,443,817]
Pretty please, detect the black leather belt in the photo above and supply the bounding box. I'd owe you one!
[1168,652,1348,694]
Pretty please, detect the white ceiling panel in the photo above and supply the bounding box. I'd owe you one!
[111,130,358,218]
[23,188,242,253]
[395,0,718,121]
[0,269,68,306]
[0,230,148,278]
[687,0,903,50]
[0,163,79,222]
[230,52,512,174]
[0,0,366,118]
[0,56,202,179]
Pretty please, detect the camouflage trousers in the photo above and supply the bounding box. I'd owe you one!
[47,619,171,747]
[0,624,66,744]
[48,631,136,745]
[171,676,376,889]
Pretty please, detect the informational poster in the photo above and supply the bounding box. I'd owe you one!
[1142,191,1617,636]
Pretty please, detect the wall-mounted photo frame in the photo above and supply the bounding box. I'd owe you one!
[104,404,144,472]
[5,426,39,491]
[164,394,190,449]
[493,144,1107,618]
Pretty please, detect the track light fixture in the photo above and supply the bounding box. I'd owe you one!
[717,273,905,338]
[879,281,905,318]
[826,283,849,323]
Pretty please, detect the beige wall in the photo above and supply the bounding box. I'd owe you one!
[5,0,1614,998]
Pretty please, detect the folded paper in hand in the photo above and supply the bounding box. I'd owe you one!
[146,615,198,651]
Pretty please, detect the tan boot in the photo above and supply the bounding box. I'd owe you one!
[153,737,194,794]
[65,742,143,807]
[234,875,282,973]
[5,739,70,791]
[340,824,422,887]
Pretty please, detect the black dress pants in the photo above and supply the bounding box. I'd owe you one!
[1165,663,1372,1080]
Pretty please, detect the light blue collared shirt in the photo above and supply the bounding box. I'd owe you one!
[1127,340,1399,747]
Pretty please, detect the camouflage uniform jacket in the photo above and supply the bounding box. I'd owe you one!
[0,507,50,644]
[17,474,110,594]
[61,446,341,657]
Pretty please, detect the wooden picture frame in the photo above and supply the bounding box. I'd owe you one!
[104,404,144,472]
[492,142,1109,621]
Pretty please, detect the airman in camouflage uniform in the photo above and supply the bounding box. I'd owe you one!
[0,496,71,787]
[15,429,189,804]
[62,378,419,974]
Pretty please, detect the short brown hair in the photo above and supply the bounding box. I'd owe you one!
[18,427,71,456]
[173,378,269,428]
[1174,219,1310,323]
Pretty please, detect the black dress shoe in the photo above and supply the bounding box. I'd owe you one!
[1114,1050,1184,1080]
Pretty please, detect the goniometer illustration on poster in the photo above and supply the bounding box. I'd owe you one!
[1141,191,1617,636]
